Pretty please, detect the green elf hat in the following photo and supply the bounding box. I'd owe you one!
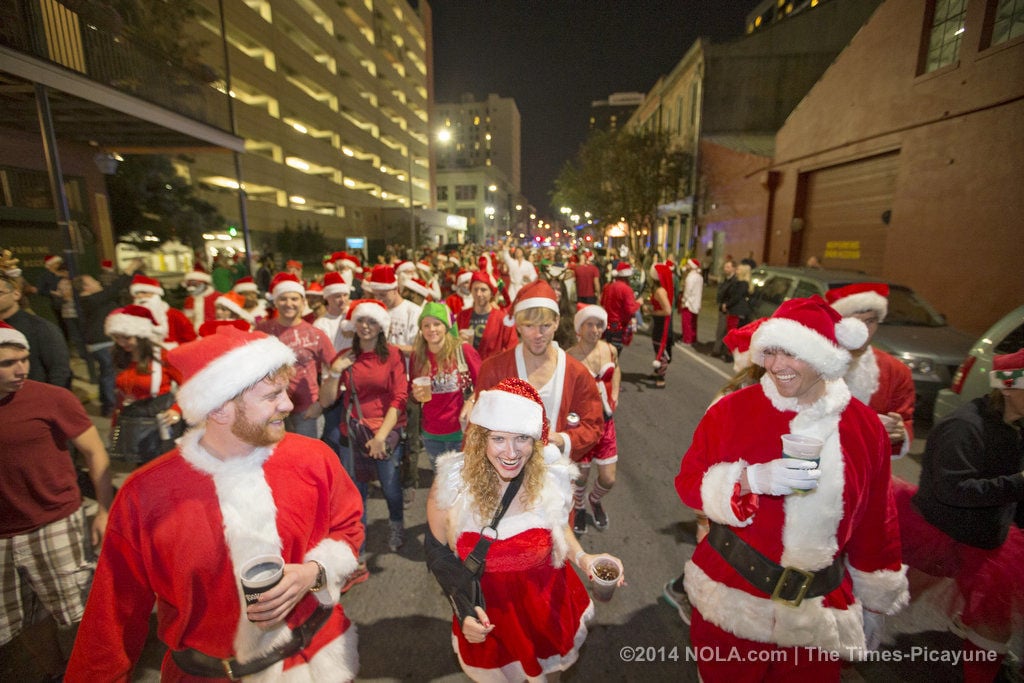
[418,301,458,338]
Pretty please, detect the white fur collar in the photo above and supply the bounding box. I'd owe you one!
[845,347,880,404]
[759,376,851,570]
[178,429,292,662]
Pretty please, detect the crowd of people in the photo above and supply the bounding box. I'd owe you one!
[1,239,1021,681]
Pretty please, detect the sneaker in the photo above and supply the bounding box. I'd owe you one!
[388,521,405,551]
[572,508,588,535]
[403,487,415,509]
[341,563,369,594]
[591,502,608,530]
[663,579,693,625]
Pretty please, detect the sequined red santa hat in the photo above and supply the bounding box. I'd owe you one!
[402,277,432,299]
[613,261,633,278]
[197,319,250,337]
[0,320,29,349]
[364,264,398,292]
[269,272,304,300]
[104,305,161,342]
[232,276,258,294]
[470,377,550,444]
[750,295,868,380]
[340,298,390,335]
[990,348,1024,390]
[321,271,351,297]
[184,265,212,284]
[574,303,607,333]
[724,318,765,371]
[214,292,254,323]
[505,279,560,327]
[129,274,164,297]
[826,282,889,323]
[168,326,295,424]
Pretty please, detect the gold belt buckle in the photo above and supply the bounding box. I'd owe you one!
[221,659,239,680]
[771,566,814,607]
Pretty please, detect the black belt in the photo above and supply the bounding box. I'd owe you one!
[171,604,333,680]
[707,522,844,607]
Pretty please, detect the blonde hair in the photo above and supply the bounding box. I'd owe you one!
[736,263,754,294]
[411,327,459,376]
[462,424,546,519]
[514,307,558,327]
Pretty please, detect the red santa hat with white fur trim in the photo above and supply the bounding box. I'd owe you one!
[340,299,391,335]
[504,279,560,327]
[402,277,432,299]
[826,282,889,322]
[269,272,304,299]
[990,348,1024,390]
[750,295,867,380]
[470,377,550,444]
[612,261,633,278]
[724,318,765,371]
[364,264,398,292]
[395,260,415,277]
[129,274,164,297]
[44,254,62,267]
[456,269,472,287]
[168,326,296,424]
[184,266,212,284]
[321,271,351,297]
[232,276,258,294]
[0,320,29,349]
[104,305,162,342]
[574,303,607,333]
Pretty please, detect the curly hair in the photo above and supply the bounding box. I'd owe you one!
[461,424,546,520]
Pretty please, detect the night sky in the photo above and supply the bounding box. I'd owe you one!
[430,1,759,216]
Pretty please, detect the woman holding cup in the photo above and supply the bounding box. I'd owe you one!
[410,302,482,470]
[425,378,624,681]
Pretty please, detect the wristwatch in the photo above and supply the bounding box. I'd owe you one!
[308,561,327,592]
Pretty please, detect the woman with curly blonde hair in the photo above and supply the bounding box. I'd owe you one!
[425,378,624,681]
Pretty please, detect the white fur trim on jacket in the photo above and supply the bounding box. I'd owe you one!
[700,461,753,528]
[831,291,888,322]
[847,562,910,615]
[751,318,855,380]
[176,336,296,424]
[684,560,867,658]
[306,538,360,606]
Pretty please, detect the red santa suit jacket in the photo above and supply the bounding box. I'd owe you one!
[66,430,363,682]
[476,345,603,462]
[456,307,518,361]
[845,347,915,457]
[184,291,218,332]
[674,376,908,657]
[600,279,639,329]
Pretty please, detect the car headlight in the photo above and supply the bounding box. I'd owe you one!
[899,356,935,377]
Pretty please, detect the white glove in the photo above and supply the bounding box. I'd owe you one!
[862,609,885,651]
[746,459,820,496]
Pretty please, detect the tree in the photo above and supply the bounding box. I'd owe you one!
[107,154,225,247]
[552,128,692,255]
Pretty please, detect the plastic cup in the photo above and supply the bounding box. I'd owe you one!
[239,555,284,618]
[781,434,824,466]
[412,376,432,402]
[589,555,623,602]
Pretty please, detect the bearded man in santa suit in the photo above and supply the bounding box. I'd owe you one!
[475,279,603,463]
[66,325,364,682]
[675,296,908,681]
[129,274,196,348]
[182,266,217,332]
[827,282,915,458]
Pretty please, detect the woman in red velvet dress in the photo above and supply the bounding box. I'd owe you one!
[426,378,624,681]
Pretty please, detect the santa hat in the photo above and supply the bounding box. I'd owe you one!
[341,299,390,335]
[168,326,296,424]
[285,259,303,271]
[44,254,62,267]
[470,270,496,293]
[470,377,549,444]
[456,269,472,286]
[184,266,212,284]
[198,319,250,337]
[419,302,457,336]
[269,272,304,299]
[215,292,254,323]
[365,264,398,291]
[402,277,432,299]
[0,320,29,349]
[686,258,700,270]
[990,348,1024,390]
[321,271,351,297]
[101,259,114,270]
[232,276,258,294]
[826,282,889,323]
[416,259,433,276]
[336,252,363,273]
[305,281,324,298]
[105,305,161,342]
[724,318,765,371]
[129,274,164,297]
[574,303,607,333]
[750,295,868,380]
[505,280,560,326]
[395,260,416,276]
[613,262,633,278]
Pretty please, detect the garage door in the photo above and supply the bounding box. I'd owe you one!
[798,151,899,274]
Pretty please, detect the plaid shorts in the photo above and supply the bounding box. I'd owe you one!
[0,509,95,646]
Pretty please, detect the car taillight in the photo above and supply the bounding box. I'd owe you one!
[949,355,977,394]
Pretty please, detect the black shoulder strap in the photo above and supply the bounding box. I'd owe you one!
[463,468,525,576]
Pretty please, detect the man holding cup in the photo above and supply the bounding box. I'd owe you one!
[67,326,364,681]
[675,296,908,679]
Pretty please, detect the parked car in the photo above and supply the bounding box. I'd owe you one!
[749,266,974,416]
[932,304,1024,423]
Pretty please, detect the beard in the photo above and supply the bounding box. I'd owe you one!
[231,408,289,447]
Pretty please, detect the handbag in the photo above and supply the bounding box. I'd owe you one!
[109,392,184,463]
[345,367,402,458]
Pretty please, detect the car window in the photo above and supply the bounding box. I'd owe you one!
[995,320,1024,355]
[884,287,945,327]
[793,280,822,299]
[758,276,792,306]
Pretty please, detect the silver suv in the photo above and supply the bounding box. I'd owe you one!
[750,266,974,416]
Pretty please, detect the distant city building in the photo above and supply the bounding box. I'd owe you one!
[434,93,523,244]
[589,91,645,132]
